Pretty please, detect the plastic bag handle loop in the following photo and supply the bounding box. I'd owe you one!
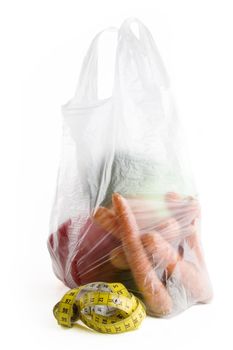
[119,18,169,89]
[68,19,168,107]
[73,27,118,105]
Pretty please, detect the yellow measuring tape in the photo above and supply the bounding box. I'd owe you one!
[53,282,146,334]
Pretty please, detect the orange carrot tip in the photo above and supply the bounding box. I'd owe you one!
[92,206,120,239]
[165,192,183,202]
[141,232,179,276]
[165,192,184,214]
[112,192,126,210]
[92,206,105,218]
[92,206,113,222]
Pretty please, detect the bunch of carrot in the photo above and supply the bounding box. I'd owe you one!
[92,192,212,316]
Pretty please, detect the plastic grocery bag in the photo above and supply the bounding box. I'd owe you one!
[48,18,213,317]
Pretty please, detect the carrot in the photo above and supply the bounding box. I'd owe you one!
[108,229,211,302]
[175,259,213,302]
[93,206,120,239]
[165,192,204,253]
[155,217,180,241]
[142,229,211,302]
[93,206,181,241]
[94,194,210,305]
[142,226,211,301]
[165,192,183,212]
[141,232,179,277]
[93,206,180,275]
[165,192,200,226]
[109,246,129,270]
[112,192,173,316]
[109,231,179,276]
[185,227,205,266]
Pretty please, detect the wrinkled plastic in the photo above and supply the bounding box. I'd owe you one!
[48,18,212,317]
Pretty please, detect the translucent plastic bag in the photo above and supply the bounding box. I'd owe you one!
[48,18,212,317]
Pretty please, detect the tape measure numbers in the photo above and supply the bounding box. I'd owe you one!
[53,282,146,334]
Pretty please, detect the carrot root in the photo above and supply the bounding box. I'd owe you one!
[112,193,173,316]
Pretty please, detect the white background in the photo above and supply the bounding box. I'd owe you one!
[1,0,233,349]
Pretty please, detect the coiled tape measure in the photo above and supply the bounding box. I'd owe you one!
[53,282,146,334]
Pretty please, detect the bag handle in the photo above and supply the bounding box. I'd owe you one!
[119,18,169,89]
[73,27,118,105]
[67,19,168,107]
